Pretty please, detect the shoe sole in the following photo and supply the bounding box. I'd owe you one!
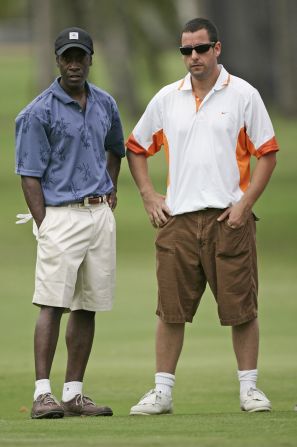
[31,411,64,419]
[130,410,173,416]
[64,411,113,417]
[241,406,271,413]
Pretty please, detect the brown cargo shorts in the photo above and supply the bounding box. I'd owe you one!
[155,209,258,326]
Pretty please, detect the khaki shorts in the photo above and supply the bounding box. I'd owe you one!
[33,203,116,312]
[155,209,258,326]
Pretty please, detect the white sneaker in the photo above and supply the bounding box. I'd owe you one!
[130,389,173,415]
[240,387,272,412]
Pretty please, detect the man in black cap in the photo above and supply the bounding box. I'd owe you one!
[15,27,125,418]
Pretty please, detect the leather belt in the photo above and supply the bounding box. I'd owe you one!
[61,195,107,207]
[82,195,107,206]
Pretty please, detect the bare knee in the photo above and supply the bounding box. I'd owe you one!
[232,317,258,332]
[70,309,95,321]
[38,305,64,321]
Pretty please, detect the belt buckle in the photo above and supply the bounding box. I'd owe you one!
[83,197,91,207]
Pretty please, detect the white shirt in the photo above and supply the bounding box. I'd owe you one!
[126,65,279,215]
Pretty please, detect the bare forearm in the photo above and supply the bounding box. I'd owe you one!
[217,152,277,227]
[21,176,45,228]
[126,150,155,198]
[107,151,122,191]
[106,151,122,210]
[240,152,277,210]
[127,149,171,227]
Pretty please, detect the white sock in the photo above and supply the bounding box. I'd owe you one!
[34,379,51,400]
[62,381,83,402]
[155,372,175,396]
[238,369,258,395]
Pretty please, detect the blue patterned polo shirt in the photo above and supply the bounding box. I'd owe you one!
[15,78,125,205]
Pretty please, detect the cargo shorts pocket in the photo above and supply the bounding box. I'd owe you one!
[217,217,251,257]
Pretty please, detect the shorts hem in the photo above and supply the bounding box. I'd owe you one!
[220,311,258,327]
[33,302,70,313]
[70,305,113,312]
[156,310,193,323]
[33,300,113,313]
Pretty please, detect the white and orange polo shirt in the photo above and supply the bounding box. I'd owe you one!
[126,65,279,216]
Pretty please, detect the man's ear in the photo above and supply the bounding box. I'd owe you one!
[89,55,93,66]
[214,41,222,58]
[56,55,59,66]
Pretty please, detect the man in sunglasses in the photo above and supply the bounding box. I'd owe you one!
[126,17,278,415]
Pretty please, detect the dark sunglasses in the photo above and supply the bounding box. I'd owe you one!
[179,42,216,56]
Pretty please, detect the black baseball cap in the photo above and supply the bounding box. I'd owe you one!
[55,27,94,55]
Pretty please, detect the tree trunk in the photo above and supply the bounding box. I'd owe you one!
[272,0,297,115]
[31,0,54,93]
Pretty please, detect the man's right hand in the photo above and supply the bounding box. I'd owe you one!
[126,150,171,227]
[21,176,46,229]
[142,191,171,228]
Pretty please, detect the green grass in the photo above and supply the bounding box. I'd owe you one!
[0,44,297,447]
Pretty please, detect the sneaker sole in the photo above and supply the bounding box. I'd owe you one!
[241,406,271,413]
[130,410,173,416]
[31,410,64,419]
[130,411,151,416]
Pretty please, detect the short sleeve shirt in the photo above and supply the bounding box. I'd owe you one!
[126,65,279,215]
[15,78,125,205]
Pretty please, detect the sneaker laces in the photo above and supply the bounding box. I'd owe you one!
[138,389,160,404]
[246,388,267,401]
[38,393,59,405]
[75,394,96,407]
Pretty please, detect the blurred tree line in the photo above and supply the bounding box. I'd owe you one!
[1,0,296,118]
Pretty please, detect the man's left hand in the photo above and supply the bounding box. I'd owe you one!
[217,202,251,229]
[107,191,117,210]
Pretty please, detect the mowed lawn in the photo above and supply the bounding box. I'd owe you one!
[0,45,296,447]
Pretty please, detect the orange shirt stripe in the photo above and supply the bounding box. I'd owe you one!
[236,128,279,191]
[163,133,170,186]
[195,96,202,112]
[236,127,252,191]
[257,136,279,157]
[126,130,164,158]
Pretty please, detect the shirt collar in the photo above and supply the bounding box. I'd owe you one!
[178,65,230,92]
[213,65,231,91]
[51,77,94,104]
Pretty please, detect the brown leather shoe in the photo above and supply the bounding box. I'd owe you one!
[61,394,113,416]
[31,393,64,419]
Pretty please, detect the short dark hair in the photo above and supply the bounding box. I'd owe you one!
[181,18,219,42]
